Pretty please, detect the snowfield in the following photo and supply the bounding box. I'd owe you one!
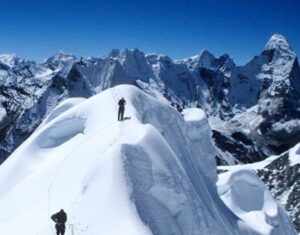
[218,170,296,235]
[289,143,300,166]
[0,85,296,234]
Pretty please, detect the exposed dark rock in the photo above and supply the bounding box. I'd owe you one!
[213,130,265,163]
[257,152,300,233]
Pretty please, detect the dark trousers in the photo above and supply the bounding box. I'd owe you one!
[118,107,125,121]
[55,223,65,235]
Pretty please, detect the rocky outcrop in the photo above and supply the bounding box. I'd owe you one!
[257,148,300,232]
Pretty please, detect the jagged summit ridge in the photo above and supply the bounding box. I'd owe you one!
[0,54,23,68]
[265,34,292,52]
[43,52,77,70]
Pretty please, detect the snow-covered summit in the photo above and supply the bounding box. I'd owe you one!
[43,52,77,70]
[182,49,217,71]
[265,34,291,52]
[0,54,23,68]
[48,51,77,62]
[263,34,296,81]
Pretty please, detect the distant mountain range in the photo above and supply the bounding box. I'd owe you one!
[0,33,299,232]
[0,34,299,165]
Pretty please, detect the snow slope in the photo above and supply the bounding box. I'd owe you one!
[0,85,294,234]
[257,145,300,233]
[218,146,300,234]
[218,170,296,235]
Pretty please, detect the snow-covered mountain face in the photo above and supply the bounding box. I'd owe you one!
[211,34,300,164]
[0,34,299,165]
[257,145,300,233]
[0,85,296,234]
[218,143,300,234]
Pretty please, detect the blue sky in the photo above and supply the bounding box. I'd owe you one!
[0,0,299,65]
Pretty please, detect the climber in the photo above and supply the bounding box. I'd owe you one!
[176,103,183,113]
[51,209,67,235]
[118,97,126,121]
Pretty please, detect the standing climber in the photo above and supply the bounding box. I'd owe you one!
[51,209,67,235]
[176,103,183,113]
[118,97,126,121]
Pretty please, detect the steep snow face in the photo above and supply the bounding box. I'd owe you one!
[183,50,218,70]
[0,85,283,235]
[43,52,77,71]
[256,145,300,233]
[228,55,267,108]
[112,48,153,80]
[218,144,300,234]
[218,170,296,235]
[289,143,300,166]
[75,49,153,91]
[40,98,86,126]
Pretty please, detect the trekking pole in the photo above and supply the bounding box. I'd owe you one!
[70,223,74,235]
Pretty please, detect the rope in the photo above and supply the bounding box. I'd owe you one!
[70,223,74,235]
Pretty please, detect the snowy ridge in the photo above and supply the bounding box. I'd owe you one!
[0,85,295,234]
[0,54,21,67]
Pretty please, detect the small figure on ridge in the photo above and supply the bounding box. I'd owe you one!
[118,97,126,121]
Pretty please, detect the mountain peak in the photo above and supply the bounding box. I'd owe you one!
[265,34,291,51]
[108,48,146,63]
[50,51,77,61]
[108,49,120,58]
[43,52,77,70]
[0,54,23,67]
[199,49,214,57]
[120,48,145,58]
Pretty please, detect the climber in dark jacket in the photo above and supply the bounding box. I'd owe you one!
[51,209,67,235]
[176,103,183,113]
[118,97,126,121]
